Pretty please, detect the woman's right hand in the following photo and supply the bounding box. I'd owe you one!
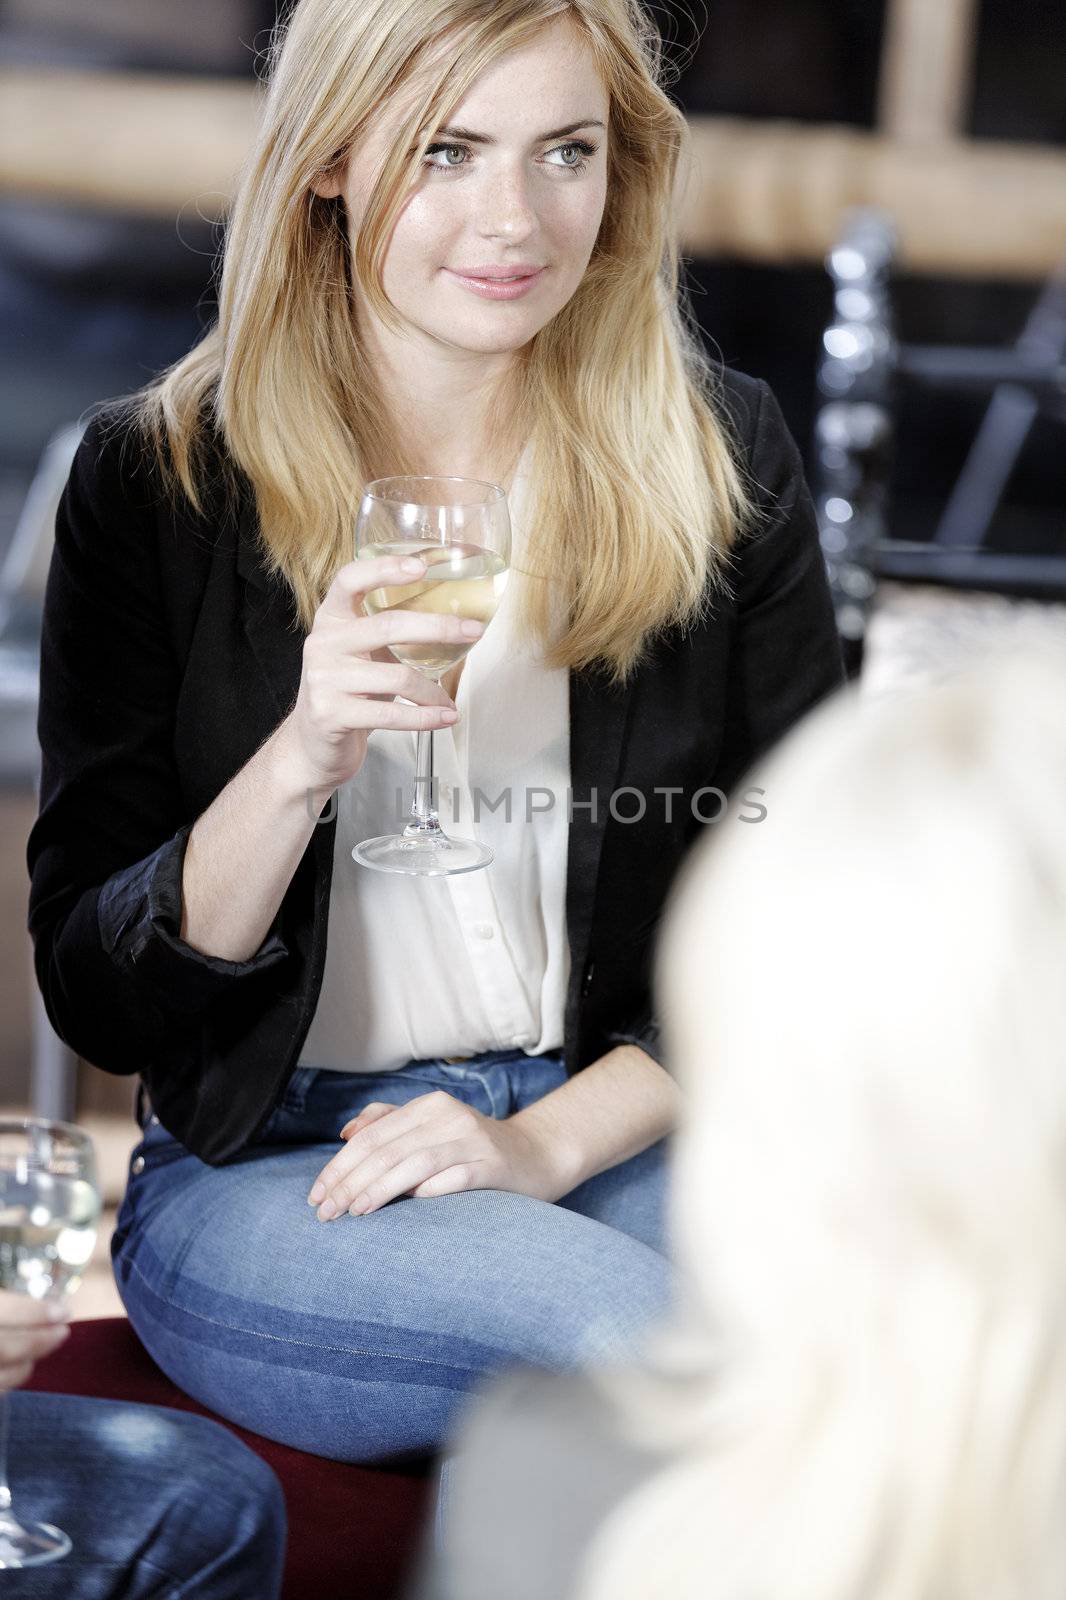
[280,555,484,793]
[0,1290,72,1393]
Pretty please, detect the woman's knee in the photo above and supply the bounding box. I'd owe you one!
[136,1409,288,1587]
[92,1402,284,1523]
[8,1395,286,1596]
[166,1409,285,1515]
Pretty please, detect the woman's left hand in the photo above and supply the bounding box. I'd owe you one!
[305,1092,568,1219]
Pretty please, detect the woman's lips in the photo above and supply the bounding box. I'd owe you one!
[446,267,546,300]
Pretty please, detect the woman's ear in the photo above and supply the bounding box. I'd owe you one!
[310,162,347,200]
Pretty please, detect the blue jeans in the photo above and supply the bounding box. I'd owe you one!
[1,1391,286,1597]
[111,1050,676,1467]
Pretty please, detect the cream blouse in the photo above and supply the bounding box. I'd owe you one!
[297,447,571,1073]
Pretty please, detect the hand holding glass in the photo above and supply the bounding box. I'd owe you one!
[352,475,511,875]
[0,1119,101,1569]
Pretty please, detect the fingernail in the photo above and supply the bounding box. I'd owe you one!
[47,1323,71,1341]
[317,1198,337,1221]
[461,619,485,636]
[307,1182,325,1205]
[46,1302,72,1322]
[401,558,425,573]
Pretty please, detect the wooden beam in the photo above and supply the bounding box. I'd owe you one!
[877,0,980,142]
[679,117,1066,280]
[2,71,1065,281]
[0,69,257,219]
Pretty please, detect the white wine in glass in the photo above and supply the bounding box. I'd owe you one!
[360,541,508,675]
[0,1119,101,1569]
[353,477,511,875]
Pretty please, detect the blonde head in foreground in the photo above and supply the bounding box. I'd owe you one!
[577,639,1066,1600]
[117,0,757,687]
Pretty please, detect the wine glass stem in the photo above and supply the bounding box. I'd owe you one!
[404,726,444,838]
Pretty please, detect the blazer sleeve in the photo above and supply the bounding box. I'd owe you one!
[26,413,290,1077]
[605,378,845,1070]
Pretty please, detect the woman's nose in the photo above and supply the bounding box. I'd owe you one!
[475,166,538,238]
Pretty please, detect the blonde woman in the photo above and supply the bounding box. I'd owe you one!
[27,0,842,1471]
[423,639,1066,1600]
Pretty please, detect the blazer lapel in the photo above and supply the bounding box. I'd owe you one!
[236,489,306,724]
[566,668,634,986]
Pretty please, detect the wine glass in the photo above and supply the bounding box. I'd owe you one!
[352,475,511,875]
[0,1118,101,1568]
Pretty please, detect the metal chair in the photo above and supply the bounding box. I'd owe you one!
[812,209,1066,676]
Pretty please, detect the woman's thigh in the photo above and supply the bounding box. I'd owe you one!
[112,1063,676,1464]
[501,1052,674,1257]
[4,1392,285,1600]
[556,1137,673,1257]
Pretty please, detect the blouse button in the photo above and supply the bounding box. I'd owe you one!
[472,923,495,940]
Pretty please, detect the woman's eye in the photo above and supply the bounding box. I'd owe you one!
[428,144,467,170]
[423,141,596,174]
[553,143,596,171]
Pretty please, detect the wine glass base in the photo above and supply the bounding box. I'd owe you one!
[352,832,494,876]
[0,1516,72,1569]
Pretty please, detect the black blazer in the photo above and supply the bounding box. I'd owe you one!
[26,367,844,1164]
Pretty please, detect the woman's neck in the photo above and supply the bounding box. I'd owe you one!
[406,443,523,494]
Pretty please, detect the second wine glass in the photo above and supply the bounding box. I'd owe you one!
[352,474,511,876]
[0,1118,101,1569]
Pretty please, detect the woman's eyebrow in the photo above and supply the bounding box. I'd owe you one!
[433,119,605,145]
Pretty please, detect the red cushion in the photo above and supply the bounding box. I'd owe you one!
[25,1317,434,1600]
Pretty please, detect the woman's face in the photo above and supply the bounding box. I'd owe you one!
[317,15,610,358]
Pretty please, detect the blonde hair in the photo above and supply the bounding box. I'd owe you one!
[575,637,1066,1600]
[110,0,757,689]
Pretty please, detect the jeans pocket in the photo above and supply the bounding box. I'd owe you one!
[118,1123,194,1247]
[111,1132,182,1269]
[275,1066,322,1116]
[253,1068,325,1147]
